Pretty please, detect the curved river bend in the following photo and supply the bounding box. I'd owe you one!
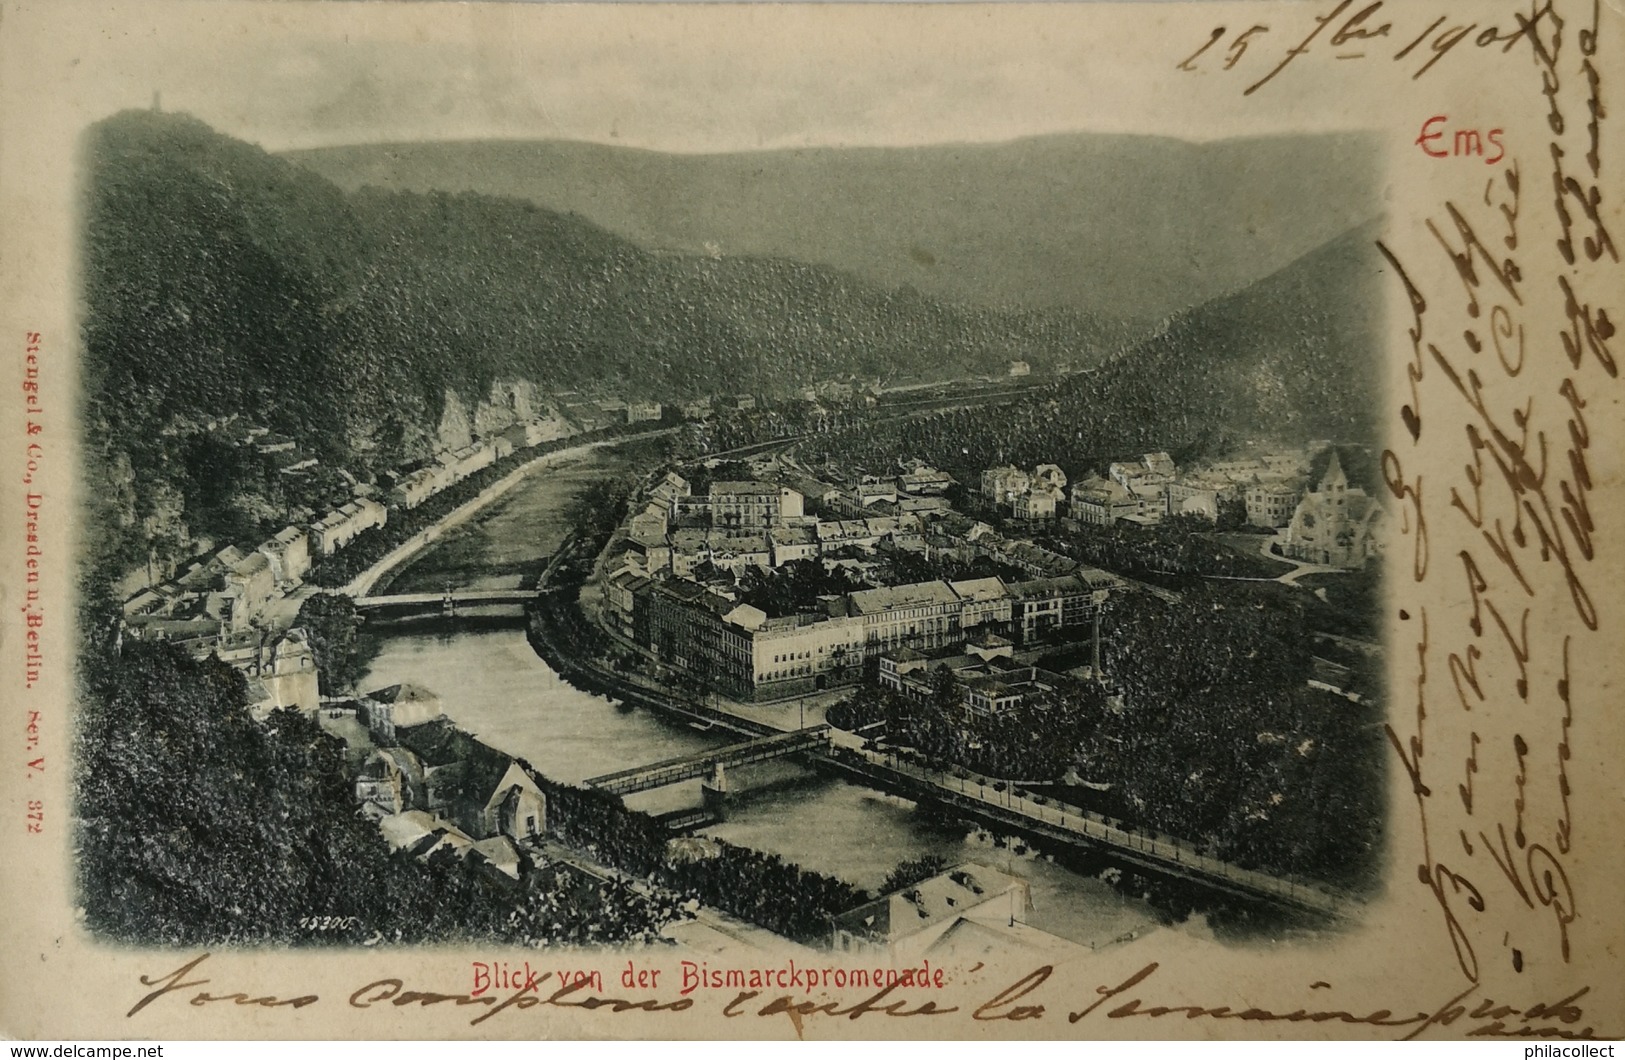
[358,444,1161,948]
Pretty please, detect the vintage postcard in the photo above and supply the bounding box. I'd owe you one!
[1,0,1621,1042]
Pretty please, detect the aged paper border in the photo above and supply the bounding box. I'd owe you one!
[2,0,1622,1041]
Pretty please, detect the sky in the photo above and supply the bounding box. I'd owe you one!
[43,1,1382,153]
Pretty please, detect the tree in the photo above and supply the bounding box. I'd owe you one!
[76,641,682,946]
[293,592,364,695]
[1216,493,1249,531]
[880,854,950,895]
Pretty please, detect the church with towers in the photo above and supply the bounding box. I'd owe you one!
[1283,451,1386,569]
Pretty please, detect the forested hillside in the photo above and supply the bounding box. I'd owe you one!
[285,131,1380,323]
[80,110,1133,579]
[803,220,1386,480]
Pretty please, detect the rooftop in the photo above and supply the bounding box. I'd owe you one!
[710,480,781,496]
[230,552,271,578]
[770,525,818,545]
[1007,575,1088,600]
[832,863,1026,941]
[709,533,770,554]
[847,580,960,615]
[723,603,770,631]
[950,577,1010,603]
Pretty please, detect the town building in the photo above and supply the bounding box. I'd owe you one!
[604,569,651,635]
[1069,475,1141,526]
[1012,489,1057,521]
[817,519,883,554]
[310,497,388,556]
[257,526,311,587]
[645,579,737,682]
[649,471,692,507]
[848,478,898,510]
[846,580,965,656]
[441,441,497,481]
[1246,481,1303,529]
[360,682,445,745]
[223,551,277,628]
[1165,480,1229,521]
[356,747,424,818]
[1032,464,1068,496]
[705,533,772,575]
[896,465,954,495]
[390,463,457,509]
[216,626,321,718]
[627,502,669,543]
[876,647,931,693]
[1143,451,1177,477]
[366,722,550,861]
[832,864,1032,961]
[949,577,1012,629]
[1007,573,1110,645]
[714,607,867,700]
[769,525,820,567]
[981,465,1031,507]
[877,645,1068,716]
[896,493,952,516]
[707,481,805,528]
[962,667,1063,715]
[1283,452,1386,568]
[668,528,712,578]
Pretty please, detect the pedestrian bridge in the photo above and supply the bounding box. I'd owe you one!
[585,725,832,796]
[354,589,535,613]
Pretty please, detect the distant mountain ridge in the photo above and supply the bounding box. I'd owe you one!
[83,110,1139,445]
[282,131,1382,323]
[79,110,1142,573]
[804,217,1386,481]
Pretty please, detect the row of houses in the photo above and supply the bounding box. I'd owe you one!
[390,412,578,510]
[817,464,957,520]
[621,515,930,580]
[123,494,389,641]
[125,406,594,643]
[122,542,286,637]
[607,569,1116,702]
[647,462,956,531]
[983,448,1329,532]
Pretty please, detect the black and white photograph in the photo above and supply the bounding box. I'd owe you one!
[75,17,1390,958]
[3,0,1621,1043]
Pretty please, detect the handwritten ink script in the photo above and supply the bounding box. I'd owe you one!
[124,955,1617,1040]
[1175,0,1574,96]
[1374,0,1617,994]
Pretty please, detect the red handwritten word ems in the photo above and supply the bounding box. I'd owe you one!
[1417,115,1506,165]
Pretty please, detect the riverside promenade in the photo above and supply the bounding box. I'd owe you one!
[528,586,1357,923]
[345,429,676,600]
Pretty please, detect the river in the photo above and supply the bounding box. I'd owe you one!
[357,442,1161,948]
